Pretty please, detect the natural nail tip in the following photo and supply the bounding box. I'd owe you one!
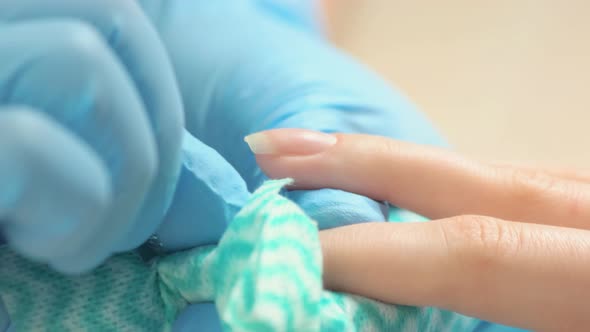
[244,133,275,155]
[246,129,338,156]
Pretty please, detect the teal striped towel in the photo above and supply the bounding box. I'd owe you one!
[0,179,479,331]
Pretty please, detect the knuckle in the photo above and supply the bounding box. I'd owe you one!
[560,181,590,220]
[505,168,559,207]
[380,139,403,157]
[441,215,520,270]
[503,167,589,222]
[520,169,561,193]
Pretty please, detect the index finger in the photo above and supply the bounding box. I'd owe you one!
[248,129,590,229]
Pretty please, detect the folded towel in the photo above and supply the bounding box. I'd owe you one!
[0,179,479,331]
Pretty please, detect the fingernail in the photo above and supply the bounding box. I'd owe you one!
[244,129,338,155]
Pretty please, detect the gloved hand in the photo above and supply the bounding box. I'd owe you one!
[0,0,187,274]
[139,0,446,330]
[141,0,445,242]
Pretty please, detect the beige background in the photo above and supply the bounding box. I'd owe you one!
[326,1,589,167]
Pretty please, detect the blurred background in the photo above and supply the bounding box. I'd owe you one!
[325,1,589,167]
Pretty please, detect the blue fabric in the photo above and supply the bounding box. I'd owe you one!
[155,132,250,252]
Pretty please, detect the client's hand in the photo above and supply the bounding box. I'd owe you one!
[248,128,590,332]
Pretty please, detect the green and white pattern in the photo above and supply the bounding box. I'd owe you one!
[0,179,479,331]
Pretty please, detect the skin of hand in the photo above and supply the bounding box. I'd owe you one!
[0,0,188,273]
[247,128,590,332]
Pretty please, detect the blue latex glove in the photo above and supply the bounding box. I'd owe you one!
[141,0,446,235]
[138,0,445,330]
[0,0,187,274]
